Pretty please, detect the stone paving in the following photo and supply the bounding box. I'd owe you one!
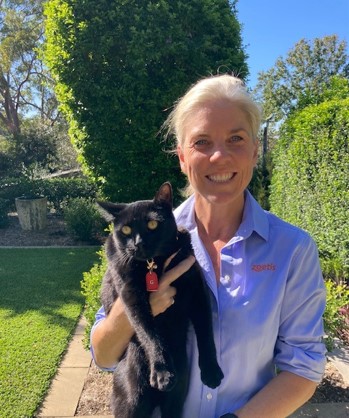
[36,317,349,418]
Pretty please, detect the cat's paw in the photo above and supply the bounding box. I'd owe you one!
[200,362,224,389]
[150,363,177,392]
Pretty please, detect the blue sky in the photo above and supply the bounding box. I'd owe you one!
[236,0,349,88]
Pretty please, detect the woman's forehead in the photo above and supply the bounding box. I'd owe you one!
[182,100,251,138]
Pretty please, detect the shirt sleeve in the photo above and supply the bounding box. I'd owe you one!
[90,305,117,372]
[274,233,327,383]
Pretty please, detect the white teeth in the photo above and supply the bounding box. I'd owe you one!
[207,173,234,182]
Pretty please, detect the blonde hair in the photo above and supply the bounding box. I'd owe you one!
[163,74,261,148]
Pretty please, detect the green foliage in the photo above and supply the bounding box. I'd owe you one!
[81,248,108,348]
[0,247,99,418]
[42,177,98,212]
[249,154,272,210]
[270,80,349,278]
[0,198,10,227]
[0,0,57,136]
[44,0,248,203]
[0,176,98,212]
[324,279,349,350]
[0,117,78,180]
[64,197,105,241]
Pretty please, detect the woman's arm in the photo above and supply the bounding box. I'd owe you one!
[234,371,317,418]
[90,255,196,369]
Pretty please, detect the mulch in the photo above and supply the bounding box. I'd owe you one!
[0,212,103,247]
[74,360,349,416]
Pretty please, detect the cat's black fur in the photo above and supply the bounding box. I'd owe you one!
[98,182,223,418]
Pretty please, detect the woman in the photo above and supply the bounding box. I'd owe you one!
[90,75,326,418]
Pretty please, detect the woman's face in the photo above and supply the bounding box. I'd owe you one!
[177,99,259,207]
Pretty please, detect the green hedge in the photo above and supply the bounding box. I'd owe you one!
[0,177,98,213]
[44,0,247,204]
[81,248,107,348]
[270,96,349,279]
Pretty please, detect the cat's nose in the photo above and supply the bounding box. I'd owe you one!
[134,234,143,247]
[134,235,147,259]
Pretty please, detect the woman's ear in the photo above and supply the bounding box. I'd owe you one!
[177,146,187,174]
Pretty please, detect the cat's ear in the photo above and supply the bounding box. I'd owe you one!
[154,182,173,207]
[97,201,127,222]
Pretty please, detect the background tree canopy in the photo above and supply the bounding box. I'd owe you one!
[0,0,57,136]
[0,0,75,178]
[44,0,248,203]
[253,35,349,122]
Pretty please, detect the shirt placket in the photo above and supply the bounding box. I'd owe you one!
[199,297,220,418]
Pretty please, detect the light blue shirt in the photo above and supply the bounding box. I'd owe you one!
[91,191,326,418]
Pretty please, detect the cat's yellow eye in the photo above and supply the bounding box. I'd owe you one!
[147,220,158,230]
[121,225,132,235]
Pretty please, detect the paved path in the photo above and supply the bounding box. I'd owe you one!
[36,317,101,418]
[36,317,349,418]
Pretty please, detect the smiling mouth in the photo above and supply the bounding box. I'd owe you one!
[206,173,236,183]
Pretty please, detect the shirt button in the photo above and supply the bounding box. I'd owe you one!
[206,393,212,400]
[224,274,231,282]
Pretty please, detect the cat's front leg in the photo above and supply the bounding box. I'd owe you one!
[122,289,176,391]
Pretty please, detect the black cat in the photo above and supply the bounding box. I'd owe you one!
[98,182,224,418]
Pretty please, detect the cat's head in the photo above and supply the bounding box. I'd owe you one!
[97,182,178,261]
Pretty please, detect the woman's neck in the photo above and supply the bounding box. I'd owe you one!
[194,194,245,243]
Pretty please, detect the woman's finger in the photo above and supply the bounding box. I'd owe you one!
[159,255,195,288]
[163,251,179,271]
[149,286,177,316]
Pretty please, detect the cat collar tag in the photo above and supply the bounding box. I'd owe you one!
[146,259,159,292]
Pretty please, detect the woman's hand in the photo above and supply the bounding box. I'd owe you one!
[149,254,195,316]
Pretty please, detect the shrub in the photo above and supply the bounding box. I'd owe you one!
[44,0,248,203]
[0,198,11,228]
[0,176,98,212]
[270,86,349,279]
[41,177,98,213]
[64,197,105,242]
[81,248,107,347]
[324,279,349,351]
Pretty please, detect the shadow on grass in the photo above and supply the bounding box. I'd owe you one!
[0,247,99,326]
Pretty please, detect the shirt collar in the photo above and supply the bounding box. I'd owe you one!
[237,190,269,242]
[174,190,269,242]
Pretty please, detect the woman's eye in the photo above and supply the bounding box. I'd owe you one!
[192,138,209,148]
[121,225,132,235]
[147,220,158,230]
[230,135,243,142]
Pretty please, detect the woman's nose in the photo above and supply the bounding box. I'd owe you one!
[209,144,231,162]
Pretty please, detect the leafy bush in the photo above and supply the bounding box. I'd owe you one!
[270,80,349,279]
[324,279,349,350]
[81,248,107,347]
[0,176,98,212]
[41,177,98,213]
[44,0,247,203]
[64,197,105,242]
[0,198,11,228]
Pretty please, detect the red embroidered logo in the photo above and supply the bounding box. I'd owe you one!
[252,264,276,272]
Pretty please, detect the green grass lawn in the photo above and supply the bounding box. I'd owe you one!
[0,247,99,418]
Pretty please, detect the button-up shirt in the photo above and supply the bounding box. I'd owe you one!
[91,190,326,418]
